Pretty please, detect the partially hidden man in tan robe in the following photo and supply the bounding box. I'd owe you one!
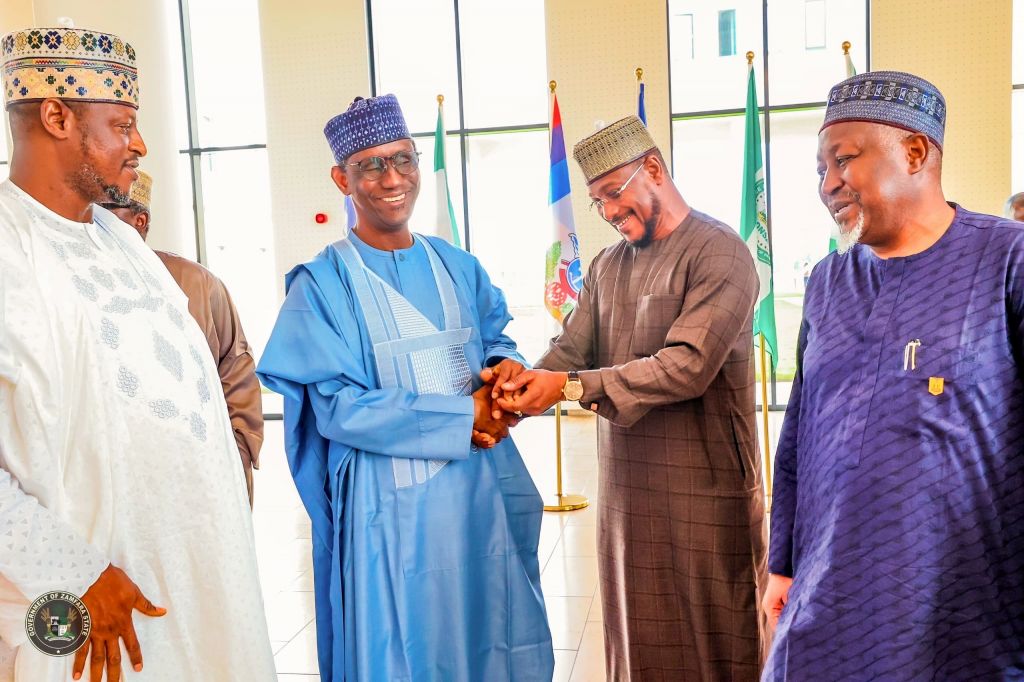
[105,171,263,505]
[493,116,768,681]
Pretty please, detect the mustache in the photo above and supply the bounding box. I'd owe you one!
[828,192,862,216]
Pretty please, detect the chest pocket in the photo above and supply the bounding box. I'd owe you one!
[629,293,682,358]
[883,348,978,442]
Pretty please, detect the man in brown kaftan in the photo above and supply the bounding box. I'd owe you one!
[496,116,767,681]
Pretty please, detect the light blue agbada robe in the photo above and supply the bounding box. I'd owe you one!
[257,231,554,682]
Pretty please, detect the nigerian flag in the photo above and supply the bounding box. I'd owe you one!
[740,61,778,369]
[434,97,461,247]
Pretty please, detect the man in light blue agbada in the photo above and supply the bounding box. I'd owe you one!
[256,94,554,682]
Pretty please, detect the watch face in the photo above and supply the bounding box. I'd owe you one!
[563,381,584,401]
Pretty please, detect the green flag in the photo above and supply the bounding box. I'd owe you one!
[829,44,857,253]
[434,99,461,247]
[740,63,778,369]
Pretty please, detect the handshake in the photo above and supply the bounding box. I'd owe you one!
[469,359,572,449]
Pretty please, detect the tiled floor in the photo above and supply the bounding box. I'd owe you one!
[255,407,785,681]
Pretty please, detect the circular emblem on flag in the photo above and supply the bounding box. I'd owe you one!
[565,258,583,295]
[25,592,91,656]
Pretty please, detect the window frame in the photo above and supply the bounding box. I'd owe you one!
[176,0,270,265]
[667,0,870,409]
[366,0,549,253]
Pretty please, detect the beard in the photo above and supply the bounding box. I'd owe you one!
[835,210,864,255]
[628,194,661,249]
[66,127,131,206]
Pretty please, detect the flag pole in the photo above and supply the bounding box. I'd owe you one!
[543,79,587,513]
[759,333,773,513]
[435,93,462,247]
[547,80,555,148]
[543,401,587,512]
[635,67,647,125]
[555,401,563,495]
[746,49,773,513]
[842,40,857,79]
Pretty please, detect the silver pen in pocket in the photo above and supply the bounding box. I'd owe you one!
[903,339,922,371]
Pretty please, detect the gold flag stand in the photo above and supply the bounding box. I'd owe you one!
[543,402,589,511]
[759,333,773,514]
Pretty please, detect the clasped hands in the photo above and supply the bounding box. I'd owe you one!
[470,359,569,449]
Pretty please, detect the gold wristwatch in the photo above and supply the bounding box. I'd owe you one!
[562,370,584,401]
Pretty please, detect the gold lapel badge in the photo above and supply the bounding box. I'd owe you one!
[928,376,945,396]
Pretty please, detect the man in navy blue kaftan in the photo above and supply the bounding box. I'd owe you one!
[761,71,1024,680]
[256,95,554,682]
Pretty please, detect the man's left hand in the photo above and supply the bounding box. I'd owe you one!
[762,573,794,631]
[496,369,568,417]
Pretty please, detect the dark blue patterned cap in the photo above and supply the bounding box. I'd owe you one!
[324,94,410,164]
[821,70,946,148]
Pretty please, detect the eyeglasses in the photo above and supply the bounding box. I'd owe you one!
[345,150,421,181]
[98,202,140,213]
[588,161,645,220]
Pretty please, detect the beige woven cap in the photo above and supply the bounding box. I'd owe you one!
[573,115,657,184]
[2,27,140,109]
[129,170,152,210]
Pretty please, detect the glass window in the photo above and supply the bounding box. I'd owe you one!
[669,0,763,113]
[372,0,460,134]
[670,13,695,60]
[185,0,268,147]
[197,149,278,358]
[672,114,748,232]
[718,9,737,57]
[765,108,833,389]
[767,0,867,106]
[673,109,831,397]
[464,130,552,363]
[804,0,826,49]
[406,134,465,243]
[162,0,191,152]
[174,153,199,261]
[458,0,548,128]
[668,0,869,408]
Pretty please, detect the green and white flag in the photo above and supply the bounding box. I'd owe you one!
[829,43,858,253]
[740,61,778,369]
[845,42,858,78]
[434,97,461,247]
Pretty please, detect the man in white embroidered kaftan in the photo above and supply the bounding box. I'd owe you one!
[0,26,275,682]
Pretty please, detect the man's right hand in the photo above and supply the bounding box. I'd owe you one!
[73,564,167,682]
[472,385,518,448]
[762,573,794,631]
